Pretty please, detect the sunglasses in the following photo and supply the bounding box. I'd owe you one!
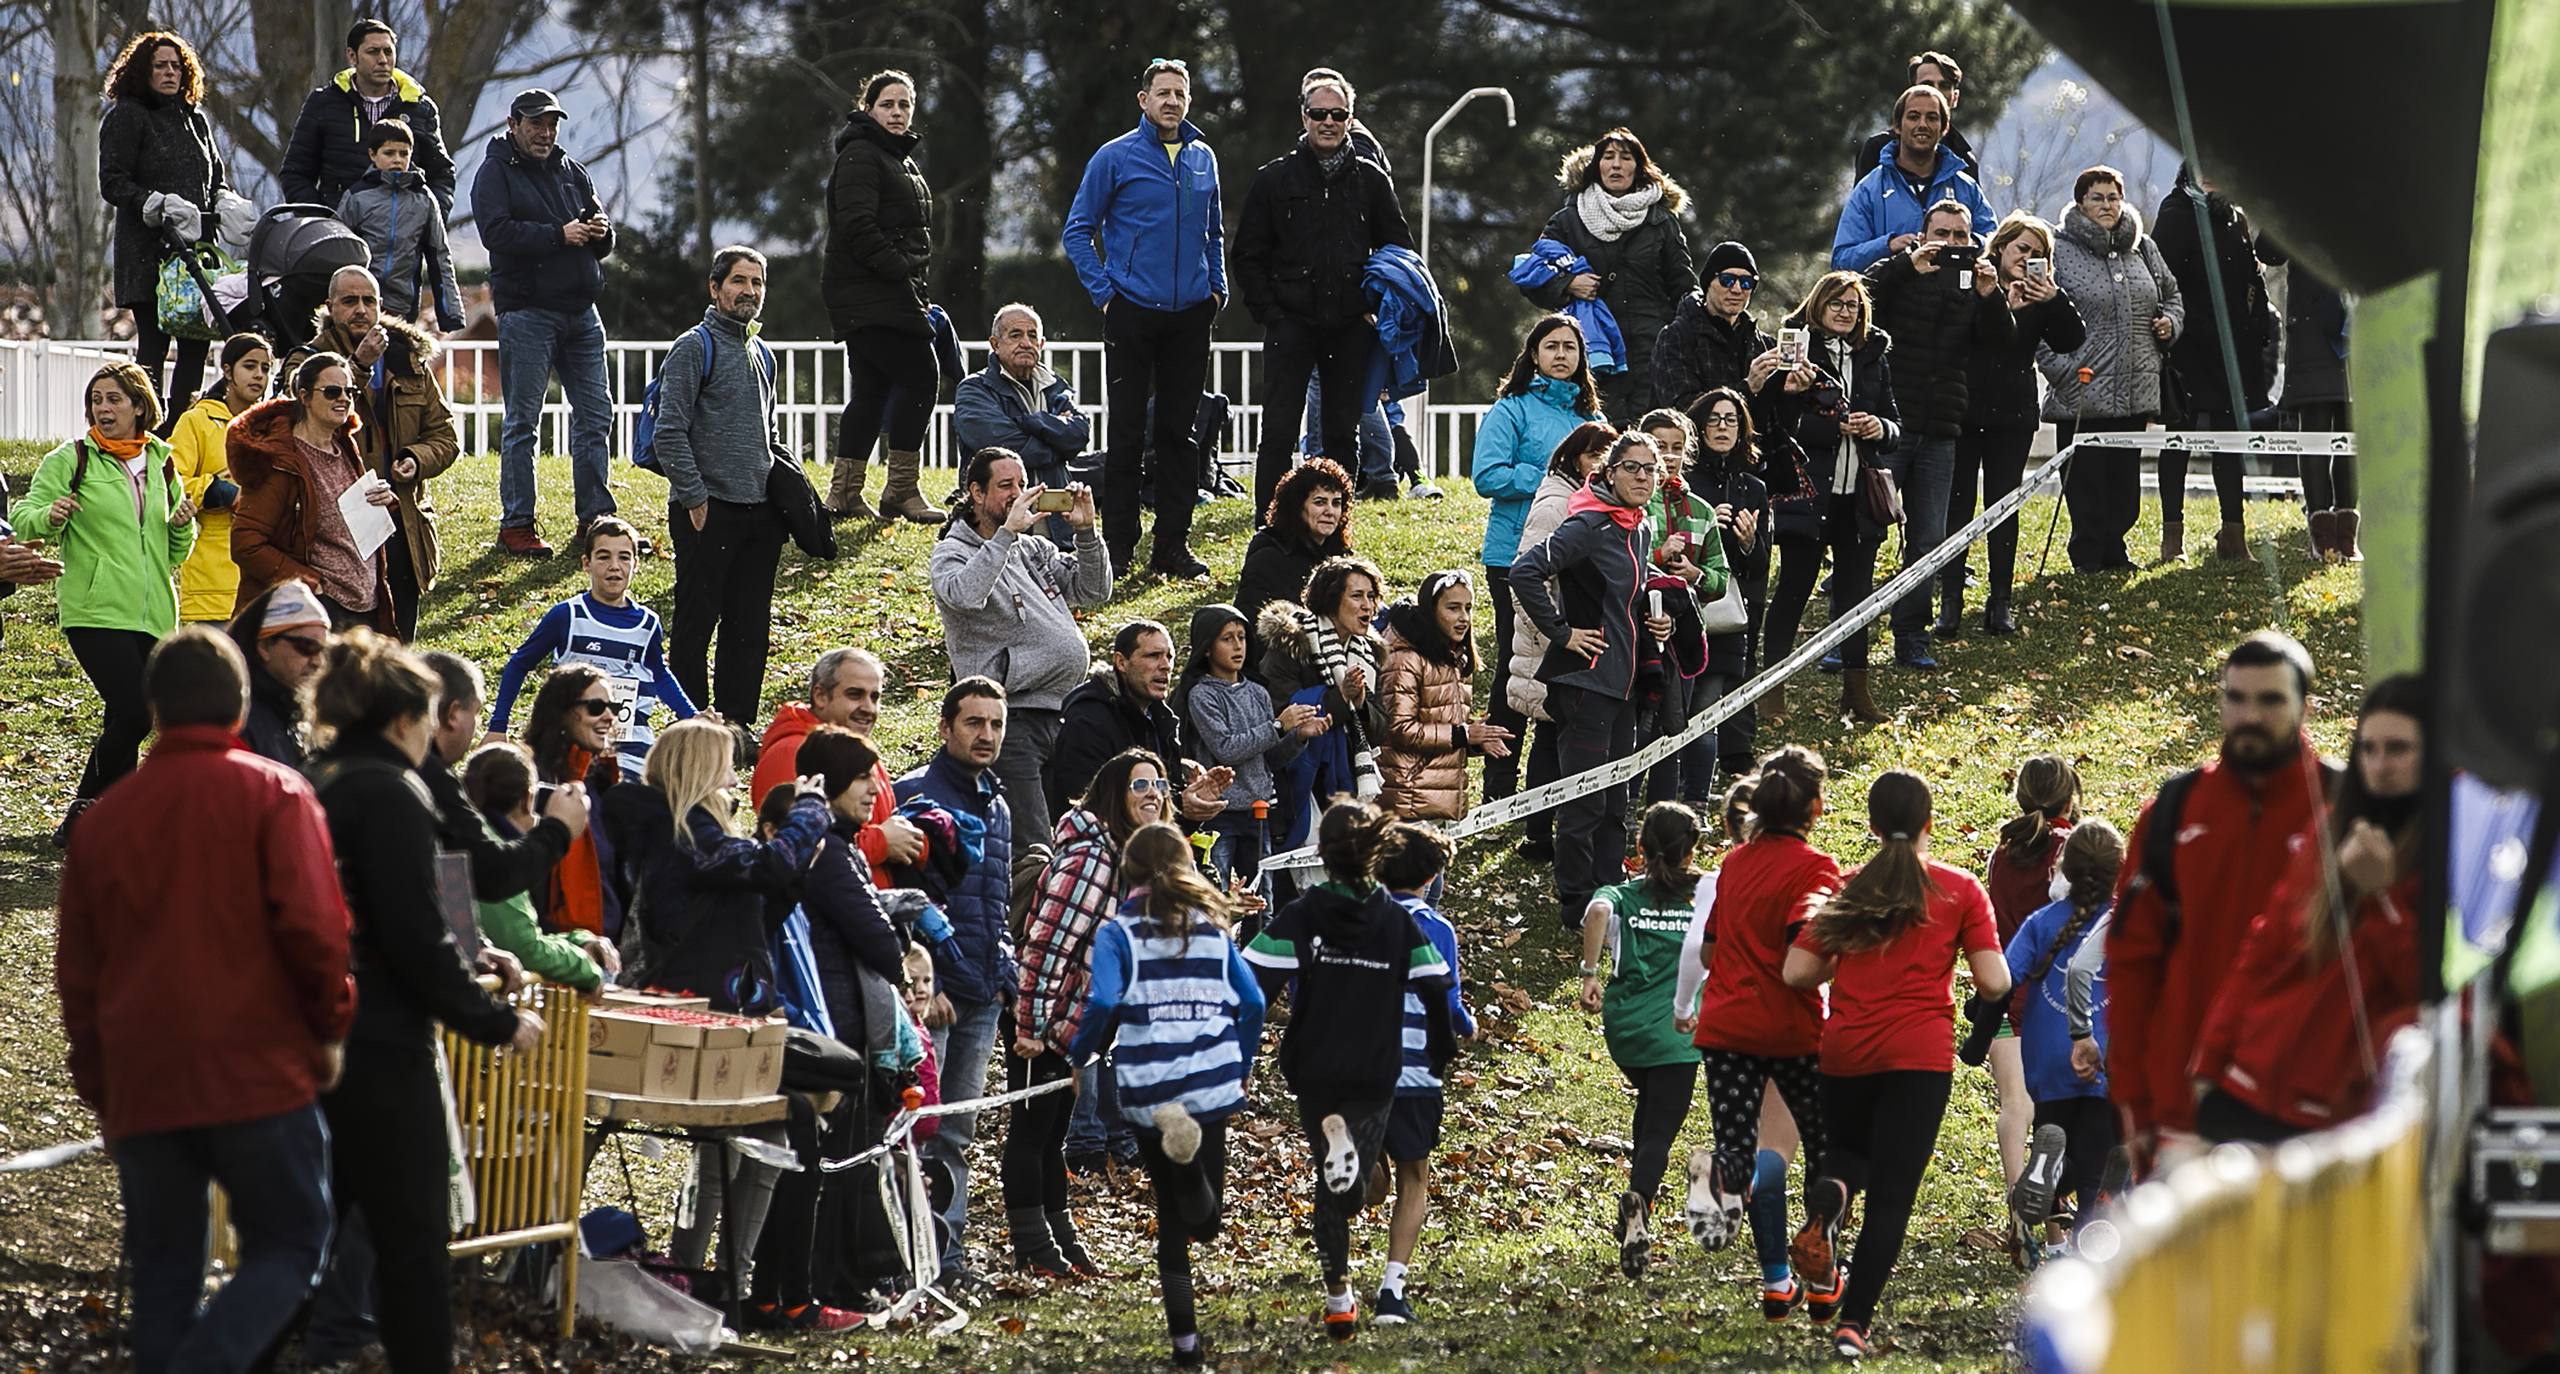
[1303,107,1351,122]
[275,633,326,657]
[1143,57,1189,77]
[576,697,626,719]
[306,384,353,401]
[1128,778,1175,794]
[1714,272,1757,291]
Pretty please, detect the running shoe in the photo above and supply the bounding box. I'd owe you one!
[2011,1124,2068,1270]
[1323,1295,1360,1342]
[1794,1177,1848,1322]
[1761,1276,1806,1323]
[1832,1322,1871,1361]
[1371,1287,1416,1326]
[745,1299,866,1333]
[1617,1188,1652,1281]
[1684,1147,1744,1251]
[1317,1113,1362,1194]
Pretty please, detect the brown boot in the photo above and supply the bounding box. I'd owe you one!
[1759,681,1787,729]
[826,458,876,521]
[2334,510,2363,562]
[2215,520,2249,561]
[2157,519,2185,565]
[1840,668,1886,725]
[880,448,938,523]
[2307,510,2338,563]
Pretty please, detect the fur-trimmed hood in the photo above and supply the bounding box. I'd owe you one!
[1256,599,1384,660]
[300,312,442,368]
[225,396,361,489]
[1555,143,1689,214]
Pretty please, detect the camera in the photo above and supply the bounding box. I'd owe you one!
[1777,327,1809,368]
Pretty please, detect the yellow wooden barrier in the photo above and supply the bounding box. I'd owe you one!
[2022,1026,2433,1373]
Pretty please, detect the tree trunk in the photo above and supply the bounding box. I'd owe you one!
[929,0,995,337]
[49,0,109,337]
[690,0,712,264]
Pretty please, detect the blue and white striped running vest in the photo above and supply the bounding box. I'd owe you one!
[1396,895,1453,1095]
[560,596,662,779]
[1106,905,1250,1128]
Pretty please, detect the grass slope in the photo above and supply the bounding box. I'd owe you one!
[0,444,2362,1371]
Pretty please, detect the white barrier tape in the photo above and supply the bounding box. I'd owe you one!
[0,1137,102,1172]
[819,1073,1074,1174]
[1254,431,2229,874]
[2073,429,2353,456]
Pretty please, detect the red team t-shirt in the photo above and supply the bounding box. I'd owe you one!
[1692,835,1841,1059]
[1794,859,2001,1076]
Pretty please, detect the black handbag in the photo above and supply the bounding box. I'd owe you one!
[767,454,837,560]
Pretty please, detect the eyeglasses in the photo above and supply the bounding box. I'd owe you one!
[1822,300,1863,315]
[307,384,353,401]
[1702,414,1743,429]
[1128,778,1175,794]
[1614,462,1664,478]
[1713,272,1757,291]
[274,633,326,657]
[1303,107,1351,122]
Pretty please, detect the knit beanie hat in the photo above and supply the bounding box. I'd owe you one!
[259,579,330,640]
[1703,241,1758,278]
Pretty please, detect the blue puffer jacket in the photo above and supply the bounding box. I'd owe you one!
[469,132,612,315]
[1830,141,1995,273]
[1471,373,1599,568]
[894,749,1017,1009]
[1062,117,1226,314]
[1365,246,1456,403]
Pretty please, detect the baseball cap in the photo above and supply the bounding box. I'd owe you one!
[509,88,568,121]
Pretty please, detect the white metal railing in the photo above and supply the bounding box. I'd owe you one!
[0,337,1490,481]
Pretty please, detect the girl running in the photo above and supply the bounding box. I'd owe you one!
[1579,801,1708,1281]
[2003,820,2124,1251]
[1783,769,2011,1361]
[1689,748,1837,1319]
[1982,755,2081,1195]
[1069,823,1265,1369]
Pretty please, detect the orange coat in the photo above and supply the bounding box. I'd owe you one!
[226,398,395,633]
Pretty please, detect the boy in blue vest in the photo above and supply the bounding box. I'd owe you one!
[1371,822,1474,1326]
[1244,799,1455,1342]
[484,516,696,779]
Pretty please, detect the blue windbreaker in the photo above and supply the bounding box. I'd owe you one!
[1062,117,1227,313]
[1830,141,1997,272]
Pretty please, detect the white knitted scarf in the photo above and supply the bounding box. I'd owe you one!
[1575,181,1662,242]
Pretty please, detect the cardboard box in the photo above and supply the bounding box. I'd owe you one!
[588,1011,658,1059]
[740,1037,784,1097]
[645,1018,752,1050]
[586,1008,789,1100]
[642,1043,699,1099]
[597,989,710,1012]
[587,1051,648,1096]
[694,1046,746,1100]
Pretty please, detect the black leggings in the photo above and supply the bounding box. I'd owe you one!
[1137,1120,1228,1340]
[1820,1069,1952,1330]
[1299,1097,1390,1287]
[1000,1048,1074,1214]
[1765,495,1881,670]
[749,1094,824,1305]
[2288,401,2355,512]
[2032,1095,2121,1227]
[1942,427,2033,618]
[1623,1060,1699,1202]
[65,627,158,803]
[2159,409,2246,526]
[1700,1049,1825,1216]
[837,325,939,461]
[133,314,211,428]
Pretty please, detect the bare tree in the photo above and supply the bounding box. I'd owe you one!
[48,0,109,336]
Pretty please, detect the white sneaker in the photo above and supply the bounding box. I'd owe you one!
[1318,1113,1361,1194]
[1155,1103,1202,1165]
[1684,1148,1744,1251]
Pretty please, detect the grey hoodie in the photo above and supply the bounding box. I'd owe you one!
[929,516,1114,711]
[338,167,462,327]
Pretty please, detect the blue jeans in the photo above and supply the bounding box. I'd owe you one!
[113,1105,334,1374]
[1065,1057,1138,1160]
[1677,671,1734,803]
[1302,349,1396,487]
[1890,436,1958,643]
[926,997,1002,1270]
[1201,809,1264,889]
[496,304,616,530]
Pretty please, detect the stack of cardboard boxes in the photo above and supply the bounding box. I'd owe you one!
[588,992,787,1100]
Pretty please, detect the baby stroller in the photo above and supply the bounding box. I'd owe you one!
[229,204,372,351]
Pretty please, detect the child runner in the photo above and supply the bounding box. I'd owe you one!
[485,516,694,779]
[1070,823,1266,1370]
[1981,755,2081,1198]
[1578,802,1706,1282]
[1690,747,1837,1321]
[1783,769,2011,1361]
[2002,820,2122,1254]
[1374,822,1474,1324]
[1244,798,1456,1342]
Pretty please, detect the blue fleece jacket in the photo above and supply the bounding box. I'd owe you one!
[1471,374,1596,568]
[2004,895,2111,1104]
[1062,117,1227,313]
[1830,141,1997,272]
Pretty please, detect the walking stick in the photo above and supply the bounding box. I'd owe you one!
[2033,369,2095,580]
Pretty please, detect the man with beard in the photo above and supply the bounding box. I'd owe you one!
[1044,618,1232,823]
[2091,631,2338,1175]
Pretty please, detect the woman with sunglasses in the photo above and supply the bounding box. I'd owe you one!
[1010,748,1175,1278]
[231,351,401,634]
[521,662,626,940]
[225,578,333,767]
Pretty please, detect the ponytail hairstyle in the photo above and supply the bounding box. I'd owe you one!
[1748,746,1827,838]
[947,447,1025,534]
[1808,770,1943,954]
[1638,802,1704,905]
[1997,754,2082,866]
[1121,821,1228,951]
[1315,796,1395,887]
[2048,819,2126,960]
[307,627,437,750]
[1718,774,1758,847]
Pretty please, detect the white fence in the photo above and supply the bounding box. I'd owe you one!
[0,337,1493,480]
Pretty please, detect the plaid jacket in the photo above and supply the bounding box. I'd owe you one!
[1016,807,1123,1054]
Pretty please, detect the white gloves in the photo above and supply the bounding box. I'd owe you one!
[214,191,256,252]
[143,191,203,244]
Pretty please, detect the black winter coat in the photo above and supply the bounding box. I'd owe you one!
[306,735,518,1054]
[1863,249,2016,439]
[99,94,226,308]
[2152,184,2277,416]
[241,659,306,768]
[1233,142,1412,330]
[417,747,573,905]
[1520,200,1696,405]
[804,817,906,1042]
[2259,236,2349,411]
[1649,293,1782,426]
[600,782,831,1014]
[1508,484,1654,702]
[1769,321,1904,542]
[1686,444,1773,669]
[1234,523,1344,658]
[822,114,934,337]
[1967,290,2087,435]
[1048,665,1186,819]
[468,133,612,315]
[280,73,455,210]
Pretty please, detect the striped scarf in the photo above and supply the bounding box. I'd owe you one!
[1290,607,1381,800]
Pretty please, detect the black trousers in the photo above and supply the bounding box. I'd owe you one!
[1000,1047,1074,1213]
[748,1093,825,1306]
[1523,718,1561,846]
[134,313,211,431]
[1254,320,1374,517]
[1765,495,1881,670]
[837,325,939,460]
[1820,1068,1952,1330]
[1624,1060,1699,1202]
[2159,408,2247,526]
[1942,427,2034,620]
[2032,1094,2121,1225]
[385,513,422,642]
[1482,565,1525,803]
[668,497,786,725]
[2196,1086,2304,1146]
[2056,416,2146,570]
[321,1044,456,1374]
[1101,299,1212,564]
[65,627,157,803]
[2288,401,2356,512]
[1546,682,1638,920]
[1137,1121,1229,1340]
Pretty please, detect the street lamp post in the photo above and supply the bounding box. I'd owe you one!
[1417,87,1514,481]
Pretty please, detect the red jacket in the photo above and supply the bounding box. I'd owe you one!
[753,704,906,885]
[2105,741,2329,1136]
[2190,848,2420,1130]
[55,726,356,1141]
[1694,833,1839,1059]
